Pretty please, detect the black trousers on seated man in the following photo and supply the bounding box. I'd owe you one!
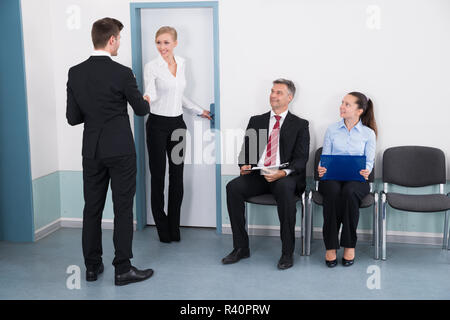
[227,172,303,255]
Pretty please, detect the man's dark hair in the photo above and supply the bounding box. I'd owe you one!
[91,17,123,49]
[273,78,296,97]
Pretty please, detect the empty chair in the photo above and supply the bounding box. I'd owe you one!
[306,147,380,259]
[380,146,450,260]
[245,193,306,255]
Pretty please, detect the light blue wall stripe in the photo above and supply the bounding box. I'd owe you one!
[0,0,34,242]
[32,172,61,231]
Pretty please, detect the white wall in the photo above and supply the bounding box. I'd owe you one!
[219,0,450,176]
[21,0,59,179]
[22,0,450,178]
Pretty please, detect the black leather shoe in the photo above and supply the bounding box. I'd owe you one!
[86,263,104,282]
[342,257,354,267]
[325,259,338,268]
[277,254,293,270]
[221,248,250,264]
[115,266,154,286]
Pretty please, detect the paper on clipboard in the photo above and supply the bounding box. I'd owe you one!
[243,163,289,171]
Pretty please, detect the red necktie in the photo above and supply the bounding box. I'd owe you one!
[264,115,281,166]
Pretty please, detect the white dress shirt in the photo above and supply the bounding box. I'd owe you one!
[91,50,111,57]
[257,109,293,176]
[143,54,203,117]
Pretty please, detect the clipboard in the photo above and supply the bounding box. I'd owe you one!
[320,155,366,182]
[243,162,289,171]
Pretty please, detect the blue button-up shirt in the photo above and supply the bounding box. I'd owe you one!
[322,119,376,173]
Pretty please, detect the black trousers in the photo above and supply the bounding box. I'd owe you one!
[226,172,302,255]
[82,154,136,275]
[146,113,187,241]
[318,180,370,250]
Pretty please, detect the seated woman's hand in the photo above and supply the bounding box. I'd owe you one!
[360,169,370,180]
[317,165,327,178]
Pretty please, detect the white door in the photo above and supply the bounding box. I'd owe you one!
[141,8,217,227]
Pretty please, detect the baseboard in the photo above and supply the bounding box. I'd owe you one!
[34,218,138,241]
[34,219,61,241]
[222,224,445,246]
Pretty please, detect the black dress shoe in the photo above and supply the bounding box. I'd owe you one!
[325,259,338,268]
[86,263,104,282]
[221,248,250,264]
[277,254,293,270]
[342,257,354,267]
[115,266,154,286]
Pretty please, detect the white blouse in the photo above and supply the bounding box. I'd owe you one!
[143,54,203,117]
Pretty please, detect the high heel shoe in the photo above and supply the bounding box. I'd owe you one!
[325,259,338,268]
[342,257,354,267]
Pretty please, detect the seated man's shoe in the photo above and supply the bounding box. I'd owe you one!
[86,263,104,282]
[115,266,154,286]
[325,259,338,268]
[221,248,250,264]
[277,254,294,270]
[342,257,354,267]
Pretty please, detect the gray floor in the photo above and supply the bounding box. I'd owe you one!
[0,227,449,300]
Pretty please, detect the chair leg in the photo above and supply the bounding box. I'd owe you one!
[381,193,387,261]
[374,193,380,260]
[300,193,305,256]
[444,210,449,250]
[305,191,313,256]
[244,202,249,233]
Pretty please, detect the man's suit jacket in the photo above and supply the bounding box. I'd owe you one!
[66,56,150,159]
[238,111,310,194]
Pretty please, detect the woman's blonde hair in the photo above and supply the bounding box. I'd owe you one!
[155,26,177,41]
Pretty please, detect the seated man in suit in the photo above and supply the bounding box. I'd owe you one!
[222,79,310,270]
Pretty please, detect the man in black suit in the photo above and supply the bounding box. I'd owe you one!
[66,17,153,286]
[222,79,310,270]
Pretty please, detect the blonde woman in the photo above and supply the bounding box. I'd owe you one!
[143,26,211,243]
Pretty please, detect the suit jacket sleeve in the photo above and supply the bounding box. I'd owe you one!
[66,69,84,126]
[238,116,255,168]
[124,68,150,116]
[289,121,310,173]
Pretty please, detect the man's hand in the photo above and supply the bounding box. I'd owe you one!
[143,95,150,104]
[240,165,252,175]
[263,169,286,182]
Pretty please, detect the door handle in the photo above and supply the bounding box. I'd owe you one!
[209,103,215,129]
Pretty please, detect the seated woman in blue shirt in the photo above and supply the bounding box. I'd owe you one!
[317,92,377,268]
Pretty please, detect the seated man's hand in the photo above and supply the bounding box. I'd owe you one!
[263,169,286,182]
[240,165,252,175]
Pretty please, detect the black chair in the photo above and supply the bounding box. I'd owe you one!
[380,146,450,260]
[244,192,306,255]
[306,147,380,259]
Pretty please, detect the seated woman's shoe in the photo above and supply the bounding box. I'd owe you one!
[325,259,338,268]
[342,257,354,267]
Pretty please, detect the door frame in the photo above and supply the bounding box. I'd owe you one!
[130,1,222,233]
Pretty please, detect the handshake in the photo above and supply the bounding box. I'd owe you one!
[143,95,150,104]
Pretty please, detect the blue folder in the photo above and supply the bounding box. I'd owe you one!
[320,155,366,182]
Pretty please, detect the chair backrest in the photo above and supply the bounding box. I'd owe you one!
[313,147,374,182]
[382,146,446,187]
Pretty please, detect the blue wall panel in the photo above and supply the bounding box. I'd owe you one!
[0,0,34,241]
